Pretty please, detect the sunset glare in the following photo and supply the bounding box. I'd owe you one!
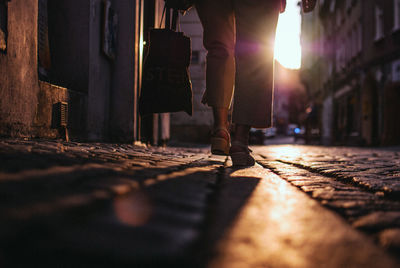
[274,0,302,69]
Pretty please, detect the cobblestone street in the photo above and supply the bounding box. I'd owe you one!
[1,139,400,267]
[253,145,400,257]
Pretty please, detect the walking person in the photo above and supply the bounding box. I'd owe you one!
[195,0,286,166]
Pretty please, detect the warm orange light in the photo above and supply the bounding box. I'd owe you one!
[274,0,302,69]
[113,192,152,227]
[269,146,301,159]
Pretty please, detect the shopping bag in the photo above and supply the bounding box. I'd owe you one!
[139,8,193,116]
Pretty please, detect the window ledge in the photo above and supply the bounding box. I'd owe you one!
[374,35,385,43]
[392,27,400,34]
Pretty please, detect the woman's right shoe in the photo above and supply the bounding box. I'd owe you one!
[211,127,230,156]
[229,141,255,167]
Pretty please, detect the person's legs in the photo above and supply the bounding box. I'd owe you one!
[230,0,280,165]
[230,123,255,166]
[232,124,251,145]
[196,0,235,110]
[233,0,280,129]
[213,108,229,133]
[196,0,235,154]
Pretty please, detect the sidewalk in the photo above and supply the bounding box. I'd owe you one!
[0,139,399,267]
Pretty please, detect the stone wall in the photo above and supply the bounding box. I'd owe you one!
[0,0,87,139]
[0,0,39,137]
[0,0,142,141]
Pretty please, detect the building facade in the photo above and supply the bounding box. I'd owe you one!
[301,0,400,145]
[274,61,307,135]
[0,0,164,142]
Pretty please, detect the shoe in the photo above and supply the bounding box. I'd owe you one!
[211,127,230,155]
[229,141,255,167]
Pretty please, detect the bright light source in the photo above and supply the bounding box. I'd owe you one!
[274,0,302,69]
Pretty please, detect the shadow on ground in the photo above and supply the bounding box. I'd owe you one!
[0,143,260,267]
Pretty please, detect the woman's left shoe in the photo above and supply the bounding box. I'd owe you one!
[229,141,255,167]
[211,127,230,156]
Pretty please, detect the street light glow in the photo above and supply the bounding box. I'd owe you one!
[274,0,302,69]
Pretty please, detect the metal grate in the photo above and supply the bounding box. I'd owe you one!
[52,102,68,128]
[59,102,68,127]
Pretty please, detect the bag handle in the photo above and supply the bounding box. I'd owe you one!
[159,5,179,31]
[171,9,179,31]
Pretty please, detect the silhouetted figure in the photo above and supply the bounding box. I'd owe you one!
[196,0,285,166]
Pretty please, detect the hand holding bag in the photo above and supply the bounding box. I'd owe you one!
[139,7,193,116]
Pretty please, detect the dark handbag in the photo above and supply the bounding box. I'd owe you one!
[164,0,194,12]
[302,0,317,13]
[139,7,193,116]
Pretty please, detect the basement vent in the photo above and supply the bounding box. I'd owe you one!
[52,102,68,128]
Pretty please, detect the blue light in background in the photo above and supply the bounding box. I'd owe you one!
[294,127,301,134]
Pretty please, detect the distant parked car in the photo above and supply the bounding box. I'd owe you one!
[249,128,264,144]
[286,124,298,136]
[249,127,276,144]
[294,126,306,140]
[265,127,277,139]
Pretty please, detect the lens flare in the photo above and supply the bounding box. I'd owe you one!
[274,0,302,69]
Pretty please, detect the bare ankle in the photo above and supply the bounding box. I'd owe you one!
[233,124,251,145]
[212,107,229,130]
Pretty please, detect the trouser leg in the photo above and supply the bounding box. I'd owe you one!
[233,0,280,128]
[195,0,235,109]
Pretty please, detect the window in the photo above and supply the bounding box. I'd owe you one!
[0,0,7,52]
[336,10,342,27]
[330,0,336,13]
[392,59,400,81]
[350,24,360,59]
[335,45,340,73]
[357,21,362,53]
[336,40,345,72]
[375,69,383,82]
[394,0,400,31]
[375,5,384,41]
[351,27,356,58]
[328,60,333,76]
[346,32,351,63]
[346,0,352,13]
[38,0,51,78]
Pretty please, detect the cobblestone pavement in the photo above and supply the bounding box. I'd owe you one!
[253,145,400,259]
[1,139,400,267]
[0,138,216,266]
